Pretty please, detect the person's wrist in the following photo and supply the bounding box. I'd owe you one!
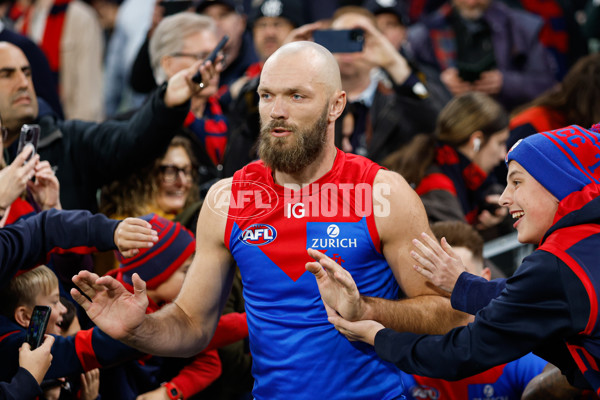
[161,381,183,400]
[358,296,373,320]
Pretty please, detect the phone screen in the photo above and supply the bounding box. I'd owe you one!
[313,29,365,53]
[16,124,40,161]
[25,305,51,349]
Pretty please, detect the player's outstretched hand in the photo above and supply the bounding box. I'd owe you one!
[71,271,149,340]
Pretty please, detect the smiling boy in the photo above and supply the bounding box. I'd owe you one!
[319,123,600,396]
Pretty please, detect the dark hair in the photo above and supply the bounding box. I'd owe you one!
[513,53,600,128]
[430,220,484,262]
[100,135,200,217]
[383,92,508,186]
[59,297,77,334]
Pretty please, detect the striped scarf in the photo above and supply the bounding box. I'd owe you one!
[184,96,228,166]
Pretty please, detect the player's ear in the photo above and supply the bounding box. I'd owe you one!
[329,91,346,122]
[14,305,32,328]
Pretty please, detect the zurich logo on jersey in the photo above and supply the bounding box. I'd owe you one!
[239,224,277,246]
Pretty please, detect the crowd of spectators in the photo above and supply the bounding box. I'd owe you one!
[1,0,599,398]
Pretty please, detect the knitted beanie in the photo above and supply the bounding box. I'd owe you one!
[113,214,195,290]
[506,124,600,201]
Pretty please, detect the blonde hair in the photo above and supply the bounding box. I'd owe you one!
[0,265,58,318]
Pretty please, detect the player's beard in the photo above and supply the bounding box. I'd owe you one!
[258,104,329,174]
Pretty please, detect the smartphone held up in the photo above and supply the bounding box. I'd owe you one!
[16,124,40,162]
[25,305,51,349]
[191,35,229,85]
[313,29,365,53]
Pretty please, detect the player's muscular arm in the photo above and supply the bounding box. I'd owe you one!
[362,170,470,334]
[170,178,237,355]
[124,179,235,356]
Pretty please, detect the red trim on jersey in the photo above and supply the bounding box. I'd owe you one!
[0,330,19,343]
[74,329,101,371]
[49,246,99,256]
[568,344,600,375]
[413,364,507,399]
[541,225,600,335]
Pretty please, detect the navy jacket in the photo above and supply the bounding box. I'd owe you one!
[0,209,119,286]
[0,367,41,400]
[374,189,600,390]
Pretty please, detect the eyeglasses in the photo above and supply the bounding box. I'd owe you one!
[170,51,211,61]
[159,165,193,183]
[170,51,225,65]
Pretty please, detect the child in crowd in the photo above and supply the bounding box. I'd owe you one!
[100,213,248,400]
[0,265,135,399]
[322,123,600,397]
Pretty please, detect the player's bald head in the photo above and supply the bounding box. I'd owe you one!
[262,41,342,94]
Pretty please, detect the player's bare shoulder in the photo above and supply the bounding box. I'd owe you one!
[196,177,233,242]
[373,169,429,239]
[373,169,417,199]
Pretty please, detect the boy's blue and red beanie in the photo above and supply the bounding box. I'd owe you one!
[506,123,600,201]
[112,214,195,290]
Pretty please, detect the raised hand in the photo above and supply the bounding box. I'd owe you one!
[28,160,61,210]
[411,232,466,293]
[79,368,100,400]
[114,217,158,258]
[0,145,38,210]
[164,55,224,108]
[305,248,364,321]
[71,271,149,340]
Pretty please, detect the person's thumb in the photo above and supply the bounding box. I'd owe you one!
[12,144,33,166]
[131,273,147,298]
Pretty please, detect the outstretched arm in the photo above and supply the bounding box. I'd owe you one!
[0,209,155,283]
[307,170,469,335]
[71,180,236,357]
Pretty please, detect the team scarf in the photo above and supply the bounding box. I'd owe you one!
[184,96,228,166]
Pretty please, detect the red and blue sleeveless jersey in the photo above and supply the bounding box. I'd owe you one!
[224,149,404,399]
[400,353,546,400]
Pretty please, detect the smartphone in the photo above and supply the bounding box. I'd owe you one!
[313,29,365,53]
[25,305,51,350]
[191,35,229,84]
[456,55,496,83]
[16,124,40,162]
[159,0,193,17]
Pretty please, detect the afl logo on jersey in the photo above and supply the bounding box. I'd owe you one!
[239,224,277,246]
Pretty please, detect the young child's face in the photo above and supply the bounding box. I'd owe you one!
[500,161,559,244]
[32,286,67,335]
[153,255,194,304]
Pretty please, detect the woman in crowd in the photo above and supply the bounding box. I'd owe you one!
[383,92,509,235]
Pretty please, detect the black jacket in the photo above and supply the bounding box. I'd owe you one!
[9,85,189,212]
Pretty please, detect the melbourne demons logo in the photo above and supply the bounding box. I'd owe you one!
[410,385,439,400]
[239,224,277,246]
